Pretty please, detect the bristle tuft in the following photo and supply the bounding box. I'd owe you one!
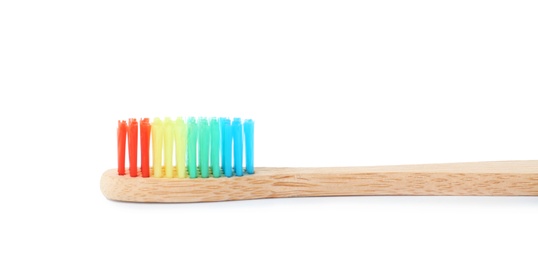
[128,119,138,177]
[232,118,243,176]
[174,117,187,178]
[222,118,233,177]
[187,117,198,178]
[152,118,163,178]
[140,118,151,177]
[199,118,210,178]
[117,120,127,175]
[244,119,254,174]
[164,117,174,178]
[210,118,221,178]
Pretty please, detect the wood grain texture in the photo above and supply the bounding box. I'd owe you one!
[100,160,538,202]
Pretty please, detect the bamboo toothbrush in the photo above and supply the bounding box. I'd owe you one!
[100,117,538,203]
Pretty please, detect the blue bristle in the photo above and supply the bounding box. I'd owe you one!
[232,118,243,176]
[244,119,254,174]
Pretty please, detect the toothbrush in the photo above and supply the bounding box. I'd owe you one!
[101,117,538,203]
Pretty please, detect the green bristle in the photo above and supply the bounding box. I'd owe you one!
[187,117,198,178]
[198,117,210,178]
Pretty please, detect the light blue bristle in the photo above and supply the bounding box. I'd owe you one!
[244,119,254,174]
[232,118,243,176]
[222,118,233,177]
[210,118,221,178]
[220,117,225,171]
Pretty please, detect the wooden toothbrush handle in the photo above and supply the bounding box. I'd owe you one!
[100,160,538,202]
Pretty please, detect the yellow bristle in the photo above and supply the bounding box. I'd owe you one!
[164,117,174,178]
[151,118,163,178]
[174,117,187,178]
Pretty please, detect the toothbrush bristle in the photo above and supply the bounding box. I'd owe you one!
[222,118,233,177]
[117,117,254,178]
[151,118,163,178]
[174,117,187,178]
[232,118,243,176]
[117,120,127,175]
[210,118,220,177]
[140,118,151,178]
[127,118,138,177]
[198,118,210,178]
[164,118,174,178]
[244,119,254,174]
[187,117,198,178]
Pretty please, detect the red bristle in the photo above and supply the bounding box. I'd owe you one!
[117,120,127,175]
[140,118,151,178]
[128,118,138,177]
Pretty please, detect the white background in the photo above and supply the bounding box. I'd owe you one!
[1,0,538,259]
